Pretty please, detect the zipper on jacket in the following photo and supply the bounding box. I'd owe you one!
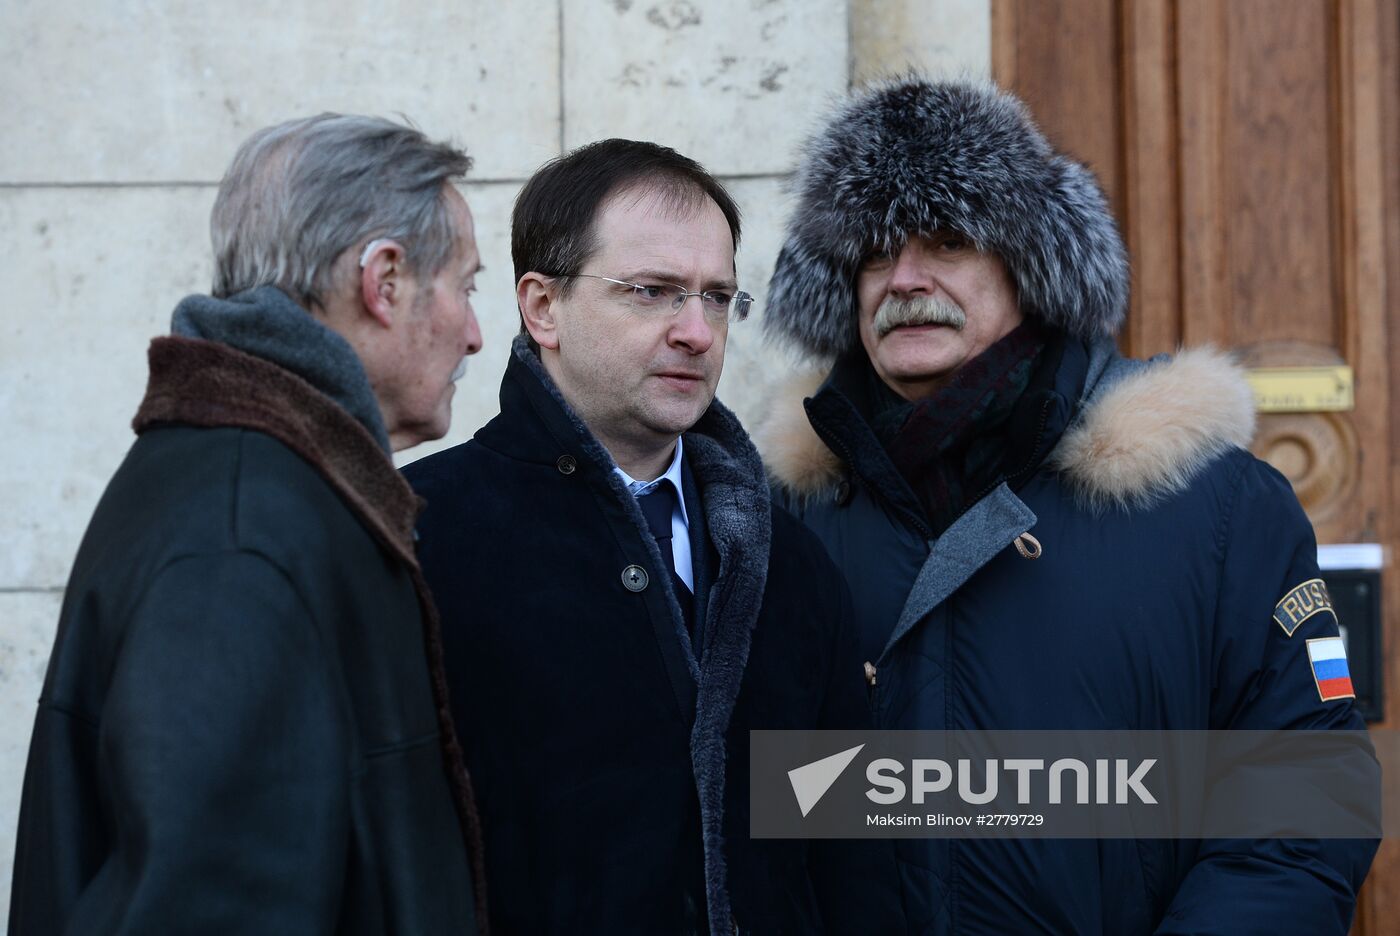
[813,422,934,540]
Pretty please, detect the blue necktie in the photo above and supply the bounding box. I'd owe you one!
[637,483,694,635]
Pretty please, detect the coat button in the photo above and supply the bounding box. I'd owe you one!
[621,564,649,592]
[556,454,577,475]
[835,479,853,507]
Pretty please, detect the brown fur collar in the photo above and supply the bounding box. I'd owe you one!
[756,346,1256,512]
[135,336,418,561]
[133,336,490,928]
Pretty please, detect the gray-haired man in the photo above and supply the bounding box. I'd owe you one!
[10,114,487,933]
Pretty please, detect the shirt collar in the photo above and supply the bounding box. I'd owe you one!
[613,436,689,528]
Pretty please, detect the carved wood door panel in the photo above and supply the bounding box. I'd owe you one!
[994,0,1398,929]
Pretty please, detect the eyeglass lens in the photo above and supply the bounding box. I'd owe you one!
[627,283,751,320]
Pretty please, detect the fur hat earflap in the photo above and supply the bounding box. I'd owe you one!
[765,76,1130,358]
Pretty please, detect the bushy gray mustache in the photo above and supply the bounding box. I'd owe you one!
[450,357,468,382]
[874,296,967,337]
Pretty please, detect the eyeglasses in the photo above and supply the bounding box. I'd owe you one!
[562,273,753,322]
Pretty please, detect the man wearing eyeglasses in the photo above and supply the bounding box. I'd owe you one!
[403,139,902,934]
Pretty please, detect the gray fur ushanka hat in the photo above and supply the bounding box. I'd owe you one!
[765,77,1130,358]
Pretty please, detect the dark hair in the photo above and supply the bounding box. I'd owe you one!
[511,139,742,312]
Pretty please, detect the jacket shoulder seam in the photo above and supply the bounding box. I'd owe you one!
[33,698,101,732]
[128,548,325,648]
[51,549,332,739]
[231,426,247,544]
[1212,449,1255,561]
[1205,451,1278,730]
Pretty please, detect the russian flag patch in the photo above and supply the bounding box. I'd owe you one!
[1306,636,1355,702]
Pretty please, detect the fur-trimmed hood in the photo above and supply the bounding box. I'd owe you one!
[765,77,1129,357]
[757,344,1257,512]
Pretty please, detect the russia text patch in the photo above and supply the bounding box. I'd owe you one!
[1273,578,1335,637]
[1306,636,1355,702]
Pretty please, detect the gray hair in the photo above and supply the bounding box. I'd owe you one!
[211,113,472,306]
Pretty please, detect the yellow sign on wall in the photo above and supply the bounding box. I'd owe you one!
[1246,366,1354,413]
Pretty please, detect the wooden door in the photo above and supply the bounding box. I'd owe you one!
[994,0,1399,930]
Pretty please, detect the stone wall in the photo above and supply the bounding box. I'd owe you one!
[0,0,988,922]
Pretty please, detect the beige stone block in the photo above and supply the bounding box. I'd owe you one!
[852,0,992,86]
[0,2,559,184]
[717,175,808,433]
[0,590,64,926]
[2,180,525,583]
[562,0,847,175]
[0,187,217,589]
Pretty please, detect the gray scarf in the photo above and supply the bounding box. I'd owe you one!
[170,285,391,452]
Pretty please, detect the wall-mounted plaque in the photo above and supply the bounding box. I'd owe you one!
[1247,366,1354,413]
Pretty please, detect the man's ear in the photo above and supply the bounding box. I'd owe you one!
[359,239,409,329]
[517,272,561,351]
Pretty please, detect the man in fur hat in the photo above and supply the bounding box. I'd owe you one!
[10,114,487,933]
[759,77,1376,933]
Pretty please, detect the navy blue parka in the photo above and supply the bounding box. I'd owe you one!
[762,332,1378,935]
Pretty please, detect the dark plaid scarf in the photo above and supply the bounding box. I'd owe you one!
[871,319,1047,535]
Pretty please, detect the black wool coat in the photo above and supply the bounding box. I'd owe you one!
[404,337,903,935]
[9,337,485,935]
